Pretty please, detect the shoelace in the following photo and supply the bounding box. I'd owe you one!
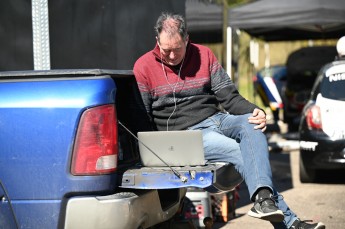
[258,193,284,204]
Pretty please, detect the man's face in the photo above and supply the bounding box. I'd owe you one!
[157,31,187,66]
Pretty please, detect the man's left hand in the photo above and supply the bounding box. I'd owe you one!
[248,108,267,132]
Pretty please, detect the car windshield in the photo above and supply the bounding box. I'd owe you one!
[320,76,345,101]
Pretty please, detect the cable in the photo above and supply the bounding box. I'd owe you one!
[0,180,20,229]
[160,54,185,131]
[166,91,178,131]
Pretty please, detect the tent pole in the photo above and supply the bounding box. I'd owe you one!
[222,0,228,73]
[32,0,51,70]
[264,42,270,68]
[227,27,232,79]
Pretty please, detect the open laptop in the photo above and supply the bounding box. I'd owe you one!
[137,130,206,167]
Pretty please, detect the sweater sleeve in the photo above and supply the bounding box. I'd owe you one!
[209,54,261,115]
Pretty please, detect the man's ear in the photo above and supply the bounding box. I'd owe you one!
[156,37,161,48]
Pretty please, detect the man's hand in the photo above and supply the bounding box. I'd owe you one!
[248,108,267,132]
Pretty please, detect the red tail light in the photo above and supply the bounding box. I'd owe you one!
[306,105,322,130]
[71,105,118,175]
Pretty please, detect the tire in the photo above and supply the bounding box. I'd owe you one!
[299,155,316,183]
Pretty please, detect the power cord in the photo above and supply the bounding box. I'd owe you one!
[0,179,20,229]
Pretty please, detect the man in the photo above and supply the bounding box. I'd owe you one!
[133,12,325,229]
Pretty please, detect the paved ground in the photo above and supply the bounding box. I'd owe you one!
[215,148,345,229]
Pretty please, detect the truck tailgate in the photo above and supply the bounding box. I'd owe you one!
[120,163,243,194]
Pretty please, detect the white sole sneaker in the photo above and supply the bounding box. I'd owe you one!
[248,207,284,222]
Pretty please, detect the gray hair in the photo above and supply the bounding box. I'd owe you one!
[154,12,188,42]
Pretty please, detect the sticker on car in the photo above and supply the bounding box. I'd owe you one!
[325,64,345,82]
[299,141,318,151]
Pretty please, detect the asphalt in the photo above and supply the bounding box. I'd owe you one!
[216,148,345,229]
[214,122,345,229]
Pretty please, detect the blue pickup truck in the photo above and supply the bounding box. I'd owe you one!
[0,69,242,229]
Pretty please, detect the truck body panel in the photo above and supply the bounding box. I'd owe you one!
[0,71,121,228]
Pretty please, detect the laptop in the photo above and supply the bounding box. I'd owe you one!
[137,130,206,167]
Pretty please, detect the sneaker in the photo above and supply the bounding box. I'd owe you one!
[248,189,284,222]
[290,219,326,229]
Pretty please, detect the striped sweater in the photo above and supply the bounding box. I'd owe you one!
[133,42,259,131]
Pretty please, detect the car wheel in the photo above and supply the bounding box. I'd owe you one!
[299,155,316,183]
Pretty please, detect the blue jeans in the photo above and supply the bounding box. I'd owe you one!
[188,112,298,228]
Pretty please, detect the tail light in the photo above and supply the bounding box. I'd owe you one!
[306,105,322,130]
[71,105,118,175]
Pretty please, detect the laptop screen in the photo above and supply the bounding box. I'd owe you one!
[137,130,205,167]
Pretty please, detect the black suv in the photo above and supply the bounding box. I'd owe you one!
[298,58,345,183]
[282,46,337,132]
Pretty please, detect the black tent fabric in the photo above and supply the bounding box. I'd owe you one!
[186,0,222,33]
[228,0,345,41]
[186,0,223,43]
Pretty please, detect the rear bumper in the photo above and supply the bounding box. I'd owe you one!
[300,130,345,169]
[64,189,186,229]
[300,146,345,169]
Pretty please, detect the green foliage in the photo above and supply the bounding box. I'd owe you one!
[227,0,253,7]
[199,0,252,7]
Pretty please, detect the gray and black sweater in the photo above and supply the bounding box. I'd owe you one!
[133,42,260,131]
